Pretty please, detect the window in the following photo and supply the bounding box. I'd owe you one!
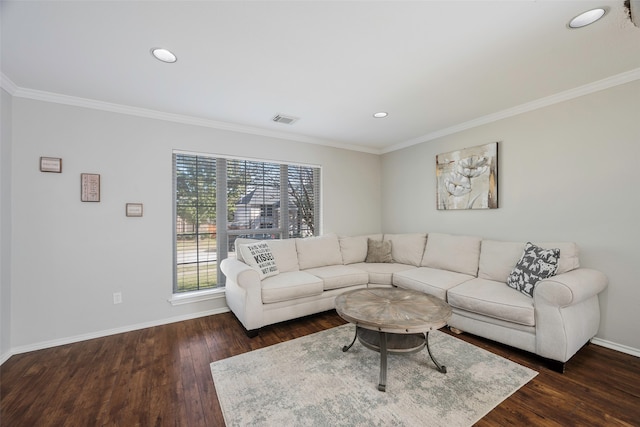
[173,153,321,294]
[174,155,217,293]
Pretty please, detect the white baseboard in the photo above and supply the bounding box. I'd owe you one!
[3,307,230,363]
[3,309,637,365]
[591,337,640,358]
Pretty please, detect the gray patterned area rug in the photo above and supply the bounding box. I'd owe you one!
[210,324,537,427]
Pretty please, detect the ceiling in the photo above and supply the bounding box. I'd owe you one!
[2,1,640,154]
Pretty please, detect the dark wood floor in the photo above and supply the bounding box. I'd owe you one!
[2,311,639,426]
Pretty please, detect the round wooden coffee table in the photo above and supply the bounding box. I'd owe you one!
[335,287,452,392]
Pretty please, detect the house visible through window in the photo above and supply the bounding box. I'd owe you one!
[173,153,321,294]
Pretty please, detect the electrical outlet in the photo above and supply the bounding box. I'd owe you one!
[113,292,122,304]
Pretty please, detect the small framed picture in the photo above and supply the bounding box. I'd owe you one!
[126,203,143,217]
[40,157,62,173]
[81,173,100,202]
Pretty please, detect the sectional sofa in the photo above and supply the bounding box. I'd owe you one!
[220,232,608,370]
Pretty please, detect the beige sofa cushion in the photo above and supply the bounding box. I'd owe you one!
[261,271,323,304]
[447,278,535,327]
[265,239,299,273]
[296,234,343,270]
[479,240,580,282]
[350,262,416,285]
[393,267,475,301]
[421,233,481,276]
[545,242,580,274]
[339,234,383,264]
[383,233,427,266]
[304,265,369,290]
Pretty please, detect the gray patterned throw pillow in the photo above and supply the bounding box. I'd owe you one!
[506,242,560,297]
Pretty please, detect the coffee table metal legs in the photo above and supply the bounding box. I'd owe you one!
[342,327,358,352]
[342,326,446,392]
[426,331,447,373]
[378,332,387,392]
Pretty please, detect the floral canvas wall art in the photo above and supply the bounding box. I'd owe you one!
[436,142,498,210]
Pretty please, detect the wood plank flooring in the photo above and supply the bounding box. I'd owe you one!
[2,311,639,426]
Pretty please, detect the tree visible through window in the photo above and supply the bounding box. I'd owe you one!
[288,164,318,237]
[173,153,320,293]
[174,155,217,292]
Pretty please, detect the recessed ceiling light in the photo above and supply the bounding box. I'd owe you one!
[568,8,606,28]
[373,112,388,118]
[151,48,177,63]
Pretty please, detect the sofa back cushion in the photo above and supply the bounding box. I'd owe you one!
[547,242,580,274]
[339,234,383,264]
[421,233,482,276]
[479,240,580,282]
[477,240,522,283]
[296,233,344,270]
[383,233,427,266]
[266,239,300,273]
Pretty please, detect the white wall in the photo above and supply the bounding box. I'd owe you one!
[1,88,12,361]
[8,97,381,350]
[7,80,639,355]
[381,80,640,351]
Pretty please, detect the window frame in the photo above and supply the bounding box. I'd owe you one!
[172,150,322,299]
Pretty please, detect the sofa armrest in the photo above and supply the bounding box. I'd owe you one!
[220,257,261,290]
[220,258,264,331]
[535,268,608,307]
[534,268,607,363]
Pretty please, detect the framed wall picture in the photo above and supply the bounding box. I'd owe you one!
[81,173,101,202]
[126,203,143,217]
[436,142,498,210]
[40,157,62,173]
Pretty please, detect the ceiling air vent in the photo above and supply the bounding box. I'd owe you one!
[272,114,299,125]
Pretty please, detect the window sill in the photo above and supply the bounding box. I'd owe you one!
[168,288,226,306]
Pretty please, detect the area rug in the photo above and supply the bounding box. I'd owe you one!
[210,324,537,426]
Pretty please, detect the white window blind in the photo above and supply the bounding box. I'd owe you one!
[173,153,321,293]
[174,154,217,292]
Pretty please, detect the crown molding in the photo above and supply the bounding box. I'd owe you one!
[382,67,640,154]
[0,73,18,95]
[0,73,380,155]
[4,68,638,156]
